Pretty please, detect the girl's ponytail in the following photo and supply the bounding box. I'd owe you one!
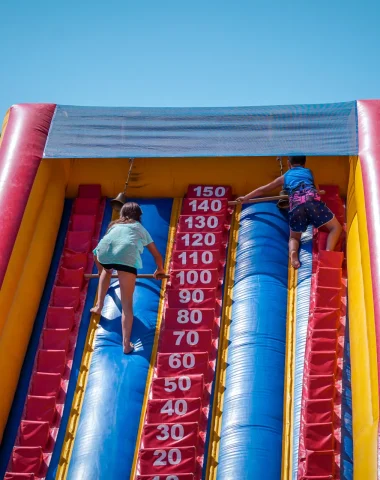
[108,202,142,229]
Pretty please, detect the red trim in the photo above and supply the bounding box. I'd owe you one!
[357,99,380,474]
[0,104,56,288]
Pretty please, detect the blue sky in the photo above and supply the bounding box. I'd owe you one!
[1,0,379,116]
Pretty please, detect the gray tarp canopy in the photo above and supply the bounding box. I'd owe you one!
[44,101,358,158]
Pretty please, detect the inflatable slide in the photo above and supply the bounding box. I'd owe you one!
[0,101,379,479]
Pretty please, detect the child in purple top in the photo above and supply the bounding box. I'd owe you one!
[237,156,342,269]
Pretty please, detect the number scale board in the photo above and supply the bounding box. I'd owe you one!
[136,185,232,478]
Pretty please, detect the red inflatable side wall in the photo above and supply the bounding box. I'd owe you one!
[0,104,56,288]
[357,100,380,462]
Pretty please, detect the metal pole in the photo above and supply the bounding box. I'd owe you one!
[85,273,169,279]
[228,195,288,205]
[228,190,325,206]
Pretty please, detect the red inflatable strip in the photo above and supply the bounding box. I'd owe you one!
[297,185,347,479]
[0,104,56,288]
[357,100,380,461]
[135,185,232,479]
[5,185,105,479]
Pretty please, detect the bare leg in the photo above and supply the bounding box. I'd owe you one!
[94,256,103,274]
[118,271,137,354]
[289,230,302,269]
[90,259,112,314]
[324,217,343,251]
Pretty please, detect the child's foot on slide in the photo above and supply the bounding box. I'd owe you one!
[123,342,135,354]
[290,251,301,269]
[90,305,103,314]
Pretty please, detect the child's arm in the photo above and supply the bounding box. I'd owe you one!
[146,243,166,278]
[236,176,284,203]
[310,170,323,193]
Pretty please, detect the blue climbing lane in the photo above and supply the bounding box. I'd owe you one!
[216,202,289,479]
[66,198,172,480]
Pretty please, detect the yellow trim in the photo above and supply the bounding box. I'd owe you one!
[63,156,349,199]
[281,264,297,480]
[0,161,51,339]
[206,204,241,480]
[129,197,182,480]
[347,156,379,479]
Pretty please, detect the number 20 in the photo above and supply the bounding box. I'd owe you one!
[153,448,181,466]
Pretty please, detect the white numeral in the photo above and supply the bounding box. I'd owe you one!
[168,353,196,369]
[163,376,191,393]
[188,199,222,212]
[156,424,184,441]
[176,270,212,285]
[193,186,226,197]
[184,215,219,229]
[177,309,202,324]
[179,289,205,304]
[181,233,216,247]
[179,289,205,303]
[173,330,199,346]
[161,399,188,416]
[178,251,214,266]
[153,449,182,466]
[173,331,185,345]
[215,186,226,197]
[153,450,166,466]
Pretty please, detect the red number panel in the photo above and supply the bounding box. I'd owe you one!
[178,215,227,233]
[175,232,225,251]
[139,447,197,475]
[172,250,222,270]
[151,375,204,400]
[142,422,199,449]
[170,269,220,289]
[181,198,228,216]
[167,289,217,309]
[135,185,232,479]
[147,398,202,424]
[156,353,209,377]
[164,309,216,331]
[159,330,213,354]
[186,185,232,199]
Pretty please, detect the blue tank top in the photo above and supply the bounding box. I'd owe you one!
[283,166,315,193]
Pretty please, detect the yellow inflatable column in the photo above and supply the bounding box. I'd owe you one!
[347,156,378,479]
[0,161,67,441]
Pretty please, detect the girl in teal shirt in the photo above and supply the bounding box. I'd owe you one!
[91,202,165,353]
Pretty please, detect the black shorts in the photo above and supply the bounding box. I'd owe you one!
[289,200,334,233]
[99,263,137,275]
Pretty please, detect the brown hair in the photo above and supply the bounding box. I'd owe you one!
[108,202,142,229]
[288,155,306,166]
